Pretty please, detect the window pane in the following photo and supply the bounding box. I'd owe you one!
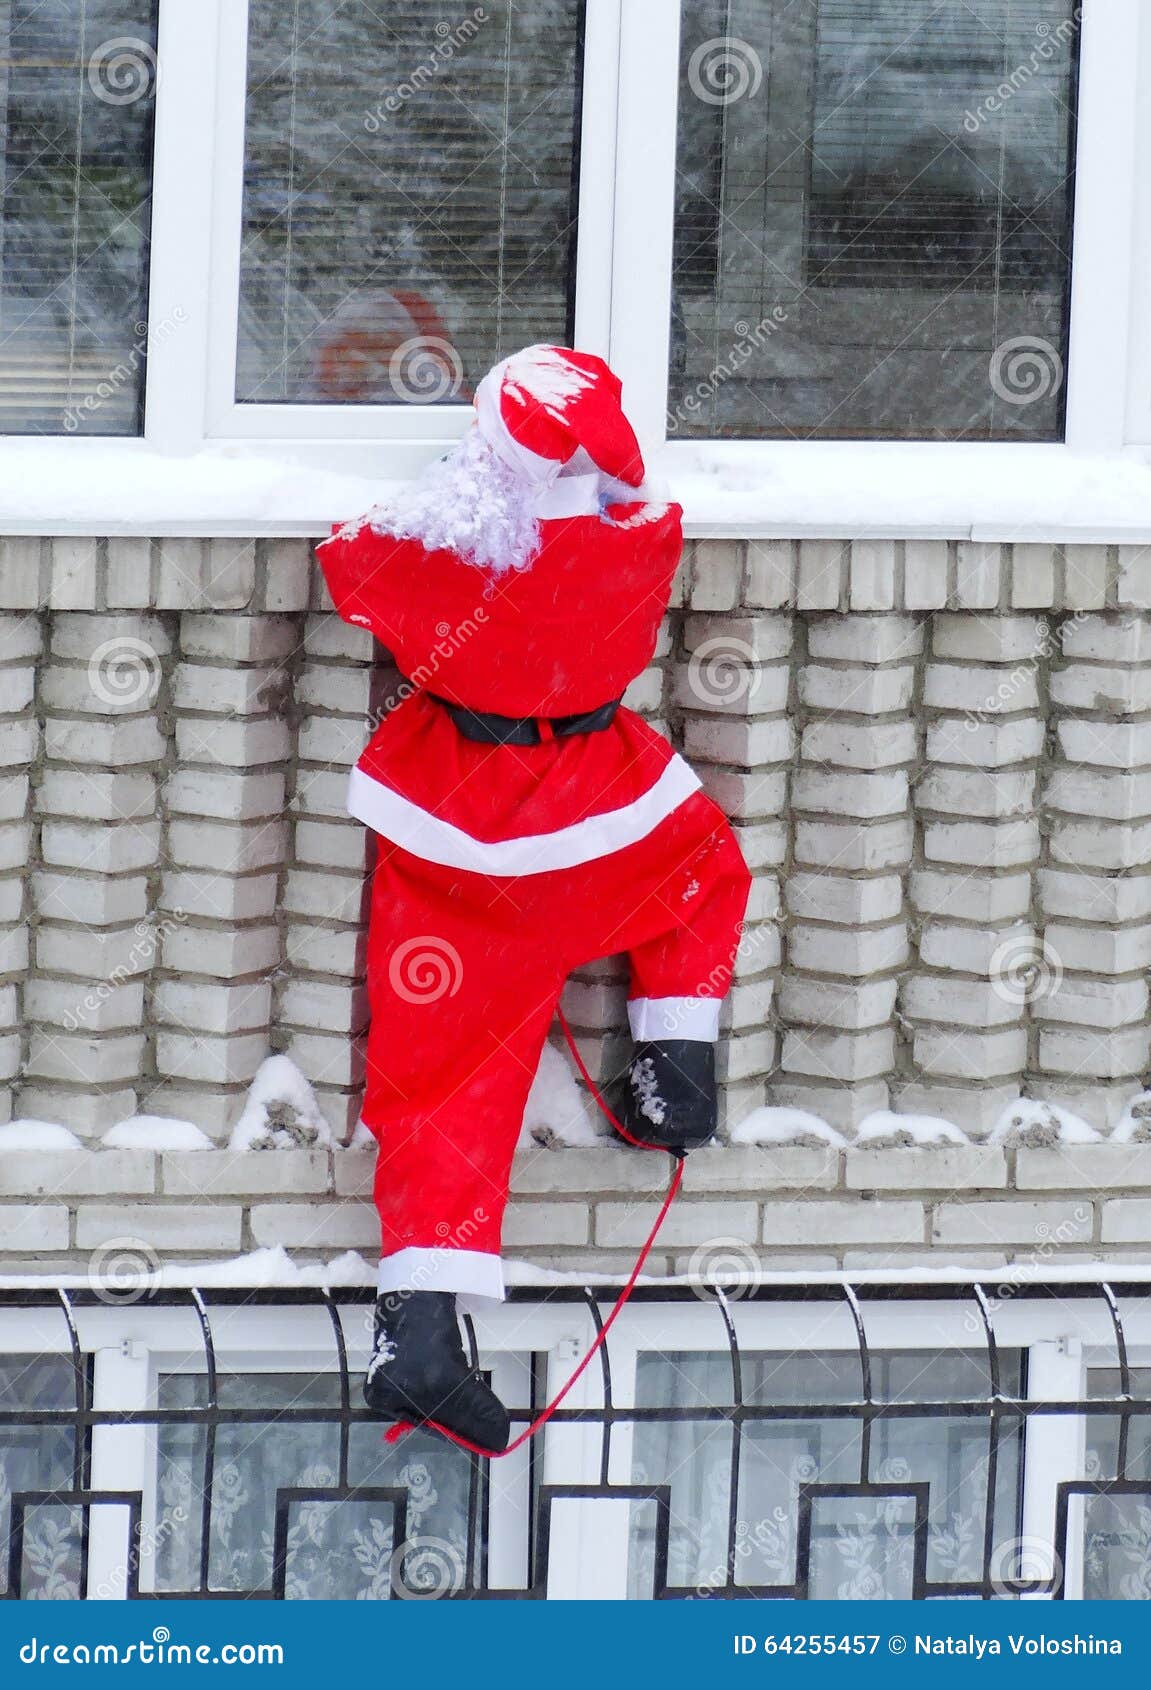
[0,1356,79,1598]
[671,0,1079,440]
[239,0,583,407]
[630,1349,1023,1597]
[154,1371,483,1598]
[0,2,158,436]
[1084,1367,1151,1600]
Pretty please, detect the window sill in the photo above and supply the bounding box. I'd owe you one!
[1,436,1150,543]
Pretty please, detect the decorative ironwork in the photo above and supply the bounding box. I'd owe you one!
[0,1282,1148,1600]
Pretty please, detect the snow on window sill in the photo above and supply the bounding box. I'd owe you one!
[1,436,1150,542]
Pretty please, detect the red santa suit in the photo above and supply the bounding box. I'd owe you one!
[318,346,750,1300]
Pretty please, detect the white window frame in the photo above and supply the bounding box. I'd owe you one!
[3,0,1149,537]
[0,1288,1146,1601]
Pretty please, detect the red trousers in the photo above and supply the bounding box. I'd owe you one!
[362,789,750,1298]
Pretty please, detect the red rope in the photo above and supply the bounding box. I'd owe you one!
[384,1007,683,1459]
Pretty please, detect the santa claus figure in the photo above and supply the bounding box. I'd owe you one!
[318,346,750,1450]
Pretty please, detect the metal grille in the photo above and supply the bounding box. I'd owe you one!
[1,1283,1148,1600]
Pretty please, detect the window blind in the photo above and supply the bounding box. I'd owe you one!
[0,1,157,436]
[670,0,1079,442]
[238,0,584,407]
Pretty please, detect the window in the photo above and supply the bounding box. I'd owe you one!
[236,0,584,408]
[0,1,158,436]
[669,0,1081,440]
[2,1285,1149,1601]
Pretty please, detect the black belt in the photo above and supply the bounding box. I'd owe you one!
[431,694,621,746]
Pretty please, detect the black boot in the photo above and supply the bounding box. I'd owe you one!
[620,1039,718,1152]
[363,1291,511,1452]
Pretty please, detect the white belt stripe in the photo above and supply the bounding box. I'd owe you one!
[347,756,701,877]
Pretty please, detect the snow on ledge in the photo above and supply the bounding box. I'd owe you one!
[101,1116,214,1152]
[4,438,1151,542]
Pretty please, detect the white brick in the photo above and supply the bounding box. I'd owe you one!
[204,541,256,610]
[684,716,792,766]
[0,1206,70,1250]
[162,1150,330,1197]
[154,1031,268,1084]
[903,540,949,609]
[933,1200,1091,1247]
[780,1027,894,1082]
[504,1203,590,1246]
[37,769,157,820]
[156,541,205,608]
[249,1202,377,1249]
[163,924,281,980]
[175,718,291,768]
[932,615,1047,663]
[845,1147,1007,1191]
[789,924,907,976]
[1016,1146,1151,1191]
[689,540,742,610]
[105,537,153,608]
[1011,544,1057,609]
[923,818,1039,868]
[1101,1200,1151,1243]
[793,816,913,872]
[77,1203,242,1251]
[806,616,921,665]
[181,613,299,664]
[160,872,279,922]
[48,539,99,609]
[785,873,902,926]
[796,541,847,609]
[596,1199,757,1248]
[911,870,1031,922]
[913,1026,1027,1079]
[26,1031,145,1084]
[849,540,897,611]
[280,979,368,1034]
[1036,1026,1149,1079]
[0,541,43,607]
[1063,545,1110,611]
[172,664,282,717]
[791,769,908,819]
[799,664,914,715]
[0,1150,155,1197]
[153,980,272,1035]
[33,872,149,927]
[955,542,1002,610]
[163,768,286,821]
[761,1199,923,1246]
[167,818,288,874]
[40,820,161,873]
[263,540,313,612]
[45,716,166,766]
[683,614,793,662]
[744,540,794,608]
[778,976,897,1031]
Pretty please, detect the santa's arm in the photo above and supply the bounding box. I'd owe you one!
[315,521,406,648]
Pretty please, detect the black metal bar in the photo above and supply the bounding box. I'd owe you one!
[582,1289,612,1487]
[842,1285,873,1481]
[189,1290,217,1595]
[1101,1284,1133,1483]
[972,1285,1002,1601]
[321,1291,351,1490]
[713,1290,743,1592]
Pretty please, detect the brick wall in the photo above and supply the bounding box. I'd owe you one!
[3,533,1151,1272]
[0,1141,1148,1278]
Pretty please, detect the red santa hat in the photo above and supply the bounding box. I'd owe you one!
[475,345,646,492]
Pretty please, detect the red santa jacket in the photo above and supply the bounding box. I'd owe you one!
[317,500,703,876]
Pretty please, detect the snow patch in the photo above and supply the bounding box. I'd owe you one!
[518,1041,601,1149]
[229,1056,335,1152]
[988,1099,1103,1149]
[501,344,594,417]
[0,1119,83,1151]
[630,1055,667,1128]
[1113,1092,1151,1144]
[344,1119,377,1151]
[102,1116,214,1152]
[0,1247,376,1291]
[854,1111,967,1150]
[729,1108,847,1150]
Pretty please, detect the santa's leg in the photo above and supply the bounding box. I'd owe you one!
[359,843,561,1447]
[620,810,751,1152]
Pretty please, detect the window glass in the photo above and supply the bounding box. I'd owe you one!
[671,0,1080,440]
[0,1,158,436]
[154,1370,483,1598]
[630,1348,1023,1597]
[0,1357,81,1598]
[1084,1367,1151,1600]
[239,0,583,407]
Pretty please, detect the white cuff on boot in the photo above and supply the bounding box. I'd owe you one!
[628,996,720,1042]
[377,1247,505,1301]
